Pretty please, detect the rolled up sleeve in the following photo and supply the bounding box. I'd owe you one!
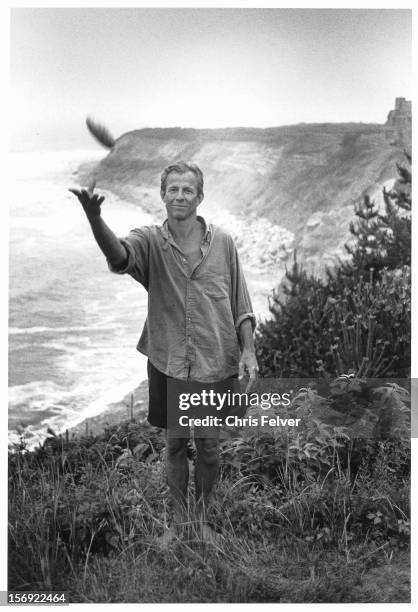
[107,227,150,289]
[228,236,257,333]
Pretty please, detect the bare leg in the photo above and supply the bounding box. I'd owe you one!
[165,434,189,526]
[194,436,220,519]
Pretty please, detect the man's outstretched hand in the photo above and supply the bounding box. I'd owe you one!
[67,179,127,266]
[68,180,104,221]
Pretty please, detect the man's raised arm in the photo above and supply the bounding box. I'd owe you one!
[69,183,128,268]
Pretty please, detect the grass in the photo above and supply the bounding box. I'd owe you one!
[8,419,410,603]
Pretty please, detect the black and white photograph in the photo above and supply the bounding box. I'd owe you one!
[6,3,412,605]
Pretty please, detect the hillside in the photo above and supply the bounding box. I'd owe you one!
[76,103,409,275]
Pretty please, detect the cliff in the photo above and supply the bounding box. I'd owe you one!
[77,100,410,275]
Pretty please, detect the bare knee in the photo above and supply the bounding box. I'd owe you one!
[195,438,219,465]
[165,436,188,459]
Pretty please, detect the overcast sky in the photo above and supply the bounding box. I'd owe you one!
[10,7,411,151]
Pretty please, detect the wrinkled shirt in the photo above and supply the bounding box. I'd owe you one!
[108,216,256,382]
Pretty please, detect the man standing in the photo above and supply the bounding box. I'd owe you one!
[69,161,258,543]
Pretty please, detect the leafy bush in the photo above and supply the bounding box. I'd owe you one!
[256,263,410,378]
[218,377,410,547]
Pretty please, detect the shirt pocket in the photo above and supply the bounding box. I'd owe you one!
[203,274,229,299]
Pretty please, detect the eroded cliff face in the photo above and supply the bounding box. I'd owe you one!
[77,108,409,277]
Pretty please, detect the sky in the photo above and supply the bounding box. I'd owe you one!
[9,7,412,151]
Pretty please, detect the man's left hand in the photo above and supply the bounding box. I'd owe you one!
[238,348,259,393]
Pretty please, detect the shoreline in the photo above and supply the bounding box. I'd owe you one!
[67,378,150,438]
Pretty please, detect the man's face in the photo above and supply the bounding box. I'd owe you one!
[162,171,203,221]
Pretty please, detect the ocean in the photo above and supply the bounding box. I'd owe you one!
[8,151,152,449]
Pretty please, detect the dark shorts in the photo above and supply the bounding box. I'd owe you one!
[147,360,171,428]
[147,360,238,429]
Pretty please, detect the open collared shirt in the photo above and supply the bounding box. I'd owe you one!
[108,216,256,382]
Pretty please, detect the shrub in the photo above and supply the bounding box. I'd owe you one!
[218,377,410,547]
[256,264,410,378]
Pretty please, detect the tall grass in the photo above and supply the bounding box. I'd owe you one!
[8,400,410,603]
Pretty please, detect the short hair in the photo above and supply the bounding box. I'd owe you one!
[160,162,204,197]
